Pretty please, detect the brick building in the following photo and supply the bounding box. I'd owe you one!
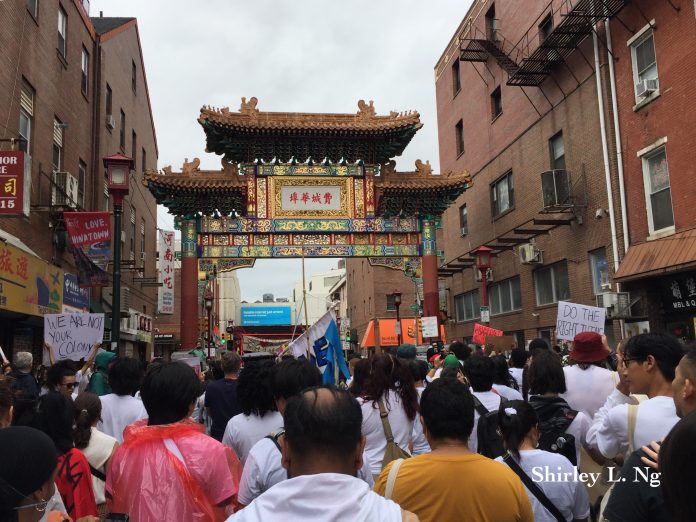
[435,0,633,347]
[611,1,696,341]
[0,1,158,359]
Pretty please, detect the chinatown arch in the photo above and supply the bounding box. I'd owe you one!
[144,98,472,350]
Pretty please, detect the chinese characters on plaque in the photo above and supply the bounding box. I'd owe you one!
[158,230,175,314]
[0,152,24,215]
[280,185,341,211]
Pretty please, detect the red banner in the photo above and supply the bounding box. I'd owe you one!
[0,151,24,215]
[64,212,111,246]
[472,323,504,345]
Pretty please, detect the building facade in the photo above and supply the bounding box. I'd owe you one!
[0,2,158,359]
[435,0,631,347]
[292,265,345,326]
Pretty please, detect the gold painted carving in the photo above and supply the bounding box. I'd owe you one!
[380,160,396,177]
[415,159,433,176]
[240,97,259,115]
[257,178,267,218]
[357,99,376,118]
[182,158,201,175]
[221,158,239,175]
[354,178,365,217]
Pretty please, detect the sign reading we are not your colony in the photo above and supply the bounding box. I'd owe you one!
[44,313,104,362]
[555,301,605,341]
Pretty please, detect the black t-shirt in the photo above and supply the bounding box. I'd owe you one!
[602,449,671,522]
[204,378,242,441]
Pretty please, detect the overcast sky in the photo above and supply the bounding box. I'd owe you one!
[92,0,471,301]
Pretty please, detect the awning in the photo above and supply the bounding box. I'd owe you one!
[360,318,446,348]
[614,229,696,282]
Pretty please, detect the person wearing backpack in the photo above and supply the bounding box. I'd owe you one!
[463,354,507,457]
[496,400,591,522]
[527,350,591,466]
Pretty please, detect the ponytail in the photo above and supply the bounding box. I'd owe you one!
[497,400,538,460]
[73,392,101,449]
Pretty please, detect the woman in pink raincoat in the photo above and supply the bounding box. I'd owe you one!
[106,362,242,521]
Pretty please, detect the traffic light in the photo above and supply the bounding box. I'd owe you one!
[345,331,351,343]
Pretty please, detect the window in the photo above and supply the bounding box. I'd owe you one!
[78,159,86,207]
[141,147,146,172]
[539,14,553,43]
[130,205,136,254]
[106,84,113,116]
[131,131,137,165]
[490,277,522,315]
[131,60,137,92]
[459,204,468,235]
[386,294,396,311]
[119,110,126,150]
[630,28,658,98]
[140,218,146,256]
[534,261,570,306]
[455,290,480,322]
[491,86,502,120]
[19,81,34,154]
[26,0,38,17]
[485,4,497,41]
[452,59,461,95]
[455,120,464,156]
[57,6,67,57]
[549,131,566,170]
[641,145,674,233]
[52,118,63,172]
[491,171,514,216]
[589,248,609,295]
[81,47,89,96]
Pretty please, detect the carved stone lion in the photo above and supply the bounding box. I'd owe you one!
[182,158,201,175]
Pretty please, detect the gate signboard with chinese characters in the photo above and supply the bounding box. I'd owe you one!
[158,230,175,314]
[144,98,471,349]
[0,151,24,215]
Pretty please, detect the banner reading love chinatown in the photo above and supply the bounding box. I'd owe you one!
[64,212,112,287]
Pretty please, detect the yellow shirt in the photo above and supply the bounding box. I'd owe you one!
[374,452,534,522]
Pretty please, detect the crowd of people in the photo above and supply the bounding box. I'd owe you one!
[0,330,694,522]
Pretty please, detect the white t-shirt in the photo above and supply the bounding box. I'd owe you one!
[509,367,524,390]
[359,390,414,475]
[586,389,679,458]
[227,473,404,522]
[469,390,502,453]
[81,427,118,504]
[492,384,524,401]
[238,437,374,506]
[98,394,147,443]
[495,450,590,522]
[222,411,283,465]
[412,387,431,456]
[562,365,617,419]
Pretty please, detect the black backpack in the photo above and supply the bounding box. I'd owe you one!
[473,396,508,459]
[536,405,578,466]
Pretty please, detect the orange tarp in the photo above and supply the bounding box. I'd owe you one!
[360,318,446,348]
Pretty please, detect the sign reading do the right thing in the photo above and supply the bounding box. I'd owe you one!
[555,301,605,341]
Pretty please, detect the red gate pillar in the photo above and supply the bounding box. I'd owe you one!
[180,218,199,350]
[421,218,439,321]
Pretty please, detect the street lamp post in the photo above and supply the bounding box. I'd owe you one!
[104,154,134,356]
[474,246,494,324]
[392,290,403,346]
[204,285,213,358]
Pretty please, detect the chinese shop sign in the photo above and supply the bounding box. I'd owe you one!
[0,243,62,316]
[0,152,24,215]
[158,230,175,314]
[662,273,696,312]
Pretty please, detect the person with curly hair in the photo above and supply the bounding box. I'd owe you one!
[222,359,282,464]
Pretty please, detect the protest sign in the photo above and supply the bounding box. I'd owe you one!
[484,335,516,355]
[44,313,105,361]
[420,316,439,338]
[555,300,606,341]
[473,323,503,345]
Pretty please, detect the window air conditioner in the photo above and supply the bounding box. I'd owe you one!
[474,268,493,283]
[596,291,631,319]
[518,244,543,265]
[106,114,116,129]
[52,171,79,208]
[636,79,658,98]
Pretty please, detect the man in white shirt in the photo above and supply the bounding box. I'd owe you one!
[227,387,419,522]
[98,357,147,442]
[508,349,528,391]
[463,355,501,453]
[586,333,683,458]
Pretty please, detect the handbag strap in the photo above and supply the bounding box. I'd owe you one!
[377,398,395,442]
[503,453,566,522]
[384,458,404,500]
[89,464,106,482]
[627,404,639,453]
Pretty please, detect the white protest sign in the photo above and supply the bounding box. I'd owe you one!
[420,316,439,338]
[44,314,105,362]
[555,301,605,341]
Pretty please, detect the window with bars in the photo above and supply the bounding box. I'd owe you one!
[81,47,89,96]
[19,81,34,154]
[57,6,67,57]
[454,290,480,322]
[78,160,86,207]
[455,120,464,156]
[140,218,146,257]
[130,205,136,254]
[490,277,522,316]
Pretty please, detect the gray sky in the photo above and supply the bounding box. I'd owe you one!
[92,0,470,301]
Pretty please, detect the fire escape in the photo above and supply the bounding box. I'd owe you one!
[459,0,629,87]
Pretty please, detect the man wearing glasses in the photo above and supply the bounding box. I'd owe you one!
[46,360,78,398]
[586,333,684,460]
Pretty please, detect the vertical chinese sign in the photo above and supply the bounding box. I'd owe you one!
[64,212,112,287]
[0,151,24,215]
[158,230,175,314]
